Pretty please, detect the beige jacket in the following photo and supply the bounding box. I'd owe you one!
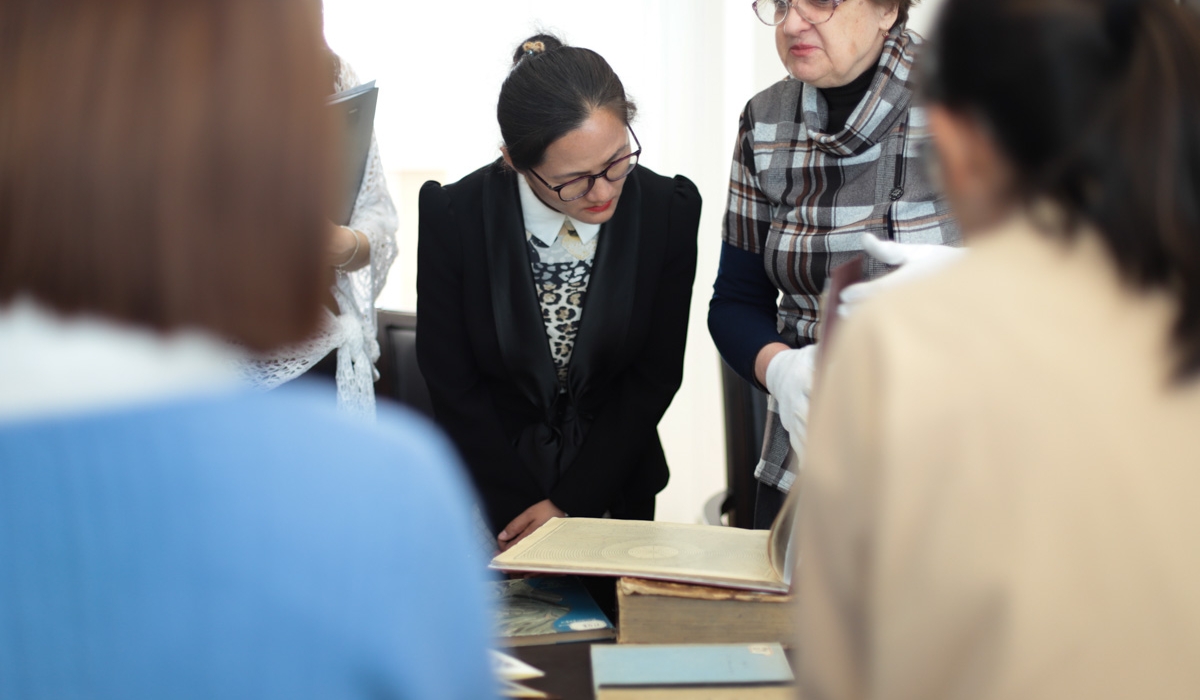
[797,212,1200,700]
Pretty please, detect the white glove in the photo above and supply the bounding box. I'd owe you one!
[765,344,818,461]
[838,234,966,318]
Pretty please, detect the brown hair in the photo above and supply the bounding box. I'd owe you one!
[0,0,336,351]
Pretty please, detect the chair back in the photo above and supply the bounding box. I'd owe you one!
[374,309,434,417]
[720,360,768,528]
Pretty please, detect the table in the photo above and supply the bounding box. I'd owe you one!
[512,640,610,700]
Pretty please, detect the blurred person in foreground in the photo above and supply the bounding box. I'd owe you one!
[708,0,961,528]
[0,1,494,698]
[795,0,1200,698]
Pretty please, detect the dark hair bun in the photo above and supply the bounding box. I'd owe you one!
[511,33,565,66]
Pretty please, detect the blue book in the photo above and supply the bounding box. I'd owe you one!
[494,575,615,647]
[591,643,794,691]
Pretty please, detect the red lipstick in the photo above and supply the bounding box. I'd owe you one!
[585,200,613,214]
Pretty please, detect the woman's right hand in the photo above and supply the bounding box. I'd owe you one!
[497,499,566,552]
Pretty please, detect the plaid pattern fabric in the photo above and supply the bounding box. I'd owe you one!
[724,28,960,349]
[757,394,800,492]
[724,28,960,493]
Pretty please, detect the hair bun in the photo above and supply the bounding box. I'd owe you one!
[1105,0,1141,58]
[511,33,565,67]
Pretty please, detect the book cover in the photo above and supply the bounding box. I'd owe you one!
[494,575,615,647]
[491,491,799,594]
[591,643,794,690]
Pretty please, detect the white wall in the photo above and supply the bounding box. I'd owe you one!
[324,0,945,524]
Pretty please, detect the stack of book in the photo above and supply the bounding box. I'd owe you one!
[491,492,800,649]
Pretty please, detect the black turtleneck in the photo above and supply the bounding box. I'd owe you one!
[818,63,878,134]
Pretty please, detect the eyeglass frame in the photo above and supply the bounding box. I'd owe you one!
[527,127,642,202]
[752,0,847,27]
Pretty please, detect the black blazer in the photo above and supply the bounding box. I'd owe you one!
[416,161,701,533]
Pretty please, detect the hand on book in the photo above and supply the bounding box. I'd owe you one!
[498,499,566,552]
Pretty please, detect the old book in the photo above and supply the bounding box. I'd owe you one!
[615,577,793,646]
[591,643,795,700]
[494,575,615,647]
[490,490,799,594]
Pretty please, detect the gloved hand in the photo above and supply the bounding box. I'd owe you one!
[838,234,966,318]
[765,344,818,461]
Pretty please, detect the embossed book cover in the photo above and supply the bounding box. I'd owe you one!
[490,493,797,594]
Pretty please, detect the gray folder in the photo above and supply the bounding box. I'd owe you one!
[327,80,378,226]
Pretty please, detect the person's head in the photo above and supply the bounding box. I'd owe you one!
[497,34,639,226]
[923,0,1200,374]
[757,0,917,88]
[0,0,336,352]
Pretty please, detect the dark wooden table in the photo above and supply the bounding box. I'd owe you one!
[512,640,611,700]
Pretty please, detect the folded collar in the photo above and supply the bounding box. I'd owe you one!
[0,298,242,423]
[517,175,601,246]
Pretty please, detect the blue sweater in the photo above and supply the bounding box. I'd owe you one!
[0,386,497,700]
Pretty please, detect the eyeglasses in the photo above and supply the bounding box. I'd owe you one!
[528,127,642,202]
[752,0,846,26]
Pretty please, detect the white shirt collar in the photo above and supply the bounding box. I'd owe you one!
[0,298,243,423]
[517,175,601,246]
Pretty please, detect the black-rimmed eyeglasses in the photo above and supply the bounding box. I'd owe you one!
[753,0,846,26]
[528,127,642,202]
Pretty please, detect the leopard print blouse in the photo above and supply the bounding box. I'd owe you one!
[526,221,598,388]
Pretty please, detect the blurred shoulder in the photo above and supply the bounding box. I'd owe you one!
[218,386,476,513]
[331,55,361,93]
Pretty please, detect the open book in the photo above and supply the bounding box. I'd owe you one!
[490,490,799,594]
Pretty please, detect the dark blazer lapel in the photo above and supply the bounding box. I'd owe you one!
[481,164,558,414]
[568,167,643,399]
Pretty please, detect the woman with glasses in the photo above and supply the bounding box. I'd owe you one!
[708,0,961,527]
[417,34,701,550]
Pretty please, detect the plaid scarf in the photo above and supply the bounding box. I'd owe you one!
[723,27,960,492]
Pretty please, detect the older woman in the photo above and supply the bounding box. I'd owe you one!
[709,0,960,527]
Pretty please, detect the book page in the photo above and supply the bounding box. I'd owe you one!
[491,518,786,593]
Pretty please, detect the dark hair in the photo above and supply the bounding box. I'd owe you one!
[925,0,1200,376]
[0,0,336,351]
[497,33,637,171]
